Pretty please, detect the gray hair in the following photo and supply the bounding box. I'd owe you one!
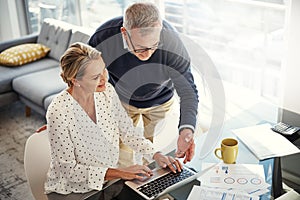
[123,2,162,35]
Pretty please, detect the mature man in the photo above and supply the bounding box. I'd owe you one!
[88,2,198,165]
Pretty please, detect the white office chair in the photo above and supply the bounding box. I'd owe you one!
[24,130,51,200]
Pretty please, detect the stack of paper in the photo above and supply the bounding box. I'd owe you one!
[232,123,300,160]
[187,185,259,200]
[193,163,270,199]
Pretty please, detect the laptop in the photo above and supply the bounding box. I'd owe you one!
[125,164,216,200]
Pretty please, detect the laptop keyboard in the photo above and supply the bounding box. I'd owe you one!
[137,168,195,198]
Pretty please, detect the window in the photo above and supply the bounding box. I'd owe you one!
[25,0,287,121]
[26,0,154,32]
[163,0,288,121]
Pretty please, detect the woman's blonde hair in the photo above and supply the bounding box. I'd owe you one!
[60,42,102,87]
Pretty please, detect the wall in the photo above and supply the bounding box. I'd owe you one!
[281,0,300,114]
[0,0,21,42]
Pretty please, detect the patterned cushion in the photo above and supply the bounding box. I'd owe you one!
[0,43,50,66]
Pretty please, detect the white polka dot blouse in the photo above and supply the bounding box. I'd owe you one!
[44,83,156,195]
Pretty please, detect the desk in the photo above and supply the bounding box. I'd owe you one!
[174,132,275,200]
[120,103,299,199]
[120,133,275,200]
[120,141,274,200]
[176,105,299,199]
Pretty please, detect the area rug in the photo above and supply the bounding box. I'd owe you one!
[0,101,46,200]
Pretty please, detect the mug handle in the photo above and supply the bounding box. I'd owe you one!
[214,148,222,160]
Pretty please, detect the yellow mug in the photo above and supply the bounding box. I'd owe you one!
[214,138,238,164]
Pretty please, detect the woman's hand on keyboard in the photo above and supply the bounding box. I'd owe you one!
[153,152,183,173]
[119,165,153,181]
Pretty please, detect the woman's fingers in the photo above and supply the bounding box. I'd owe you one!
[166,156,183,173]
[133,165,153,181]
[134,165,153,176]
[153,153,184,173]
[173,159,183,171]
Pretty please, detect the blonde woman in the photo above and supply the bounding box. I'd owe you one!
[45,42,182,200]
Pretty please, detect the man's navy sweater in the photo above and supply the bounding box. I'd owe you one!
[88,16,198,129]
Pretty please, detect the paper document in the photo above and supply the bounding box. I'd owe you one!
[199,163,269,195]
[187,185,259,200]
[232,123,300,160]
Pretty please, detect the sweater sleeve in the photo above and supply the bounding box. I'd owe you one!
[163,28,199,130]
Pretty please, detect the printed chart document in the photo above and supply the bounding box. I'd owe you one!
[198,163,270,196]
[232,123,300,160]
[187,185,259,200]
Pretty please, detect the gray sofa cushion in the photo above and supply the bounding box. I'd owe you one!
[12,67,67,107]
[69,31,91,45]
[0,58,58,93]
[43,93,58,111]
[37,19,72,61]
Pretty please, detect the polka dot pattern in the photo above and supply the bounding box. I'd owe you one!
[0,43,50,66]
[44,83,156,195]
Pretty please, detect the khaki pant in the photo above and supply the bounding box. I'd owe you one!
[118,98,174,167]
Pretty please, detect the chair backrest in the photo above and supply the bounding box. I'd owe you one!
[24,130,51,200]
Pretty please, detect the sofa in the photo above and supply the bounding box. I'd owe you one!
[0,18,92,116]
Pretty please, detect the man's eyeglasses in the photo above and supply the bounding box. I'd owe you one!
[126,30,162,53]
